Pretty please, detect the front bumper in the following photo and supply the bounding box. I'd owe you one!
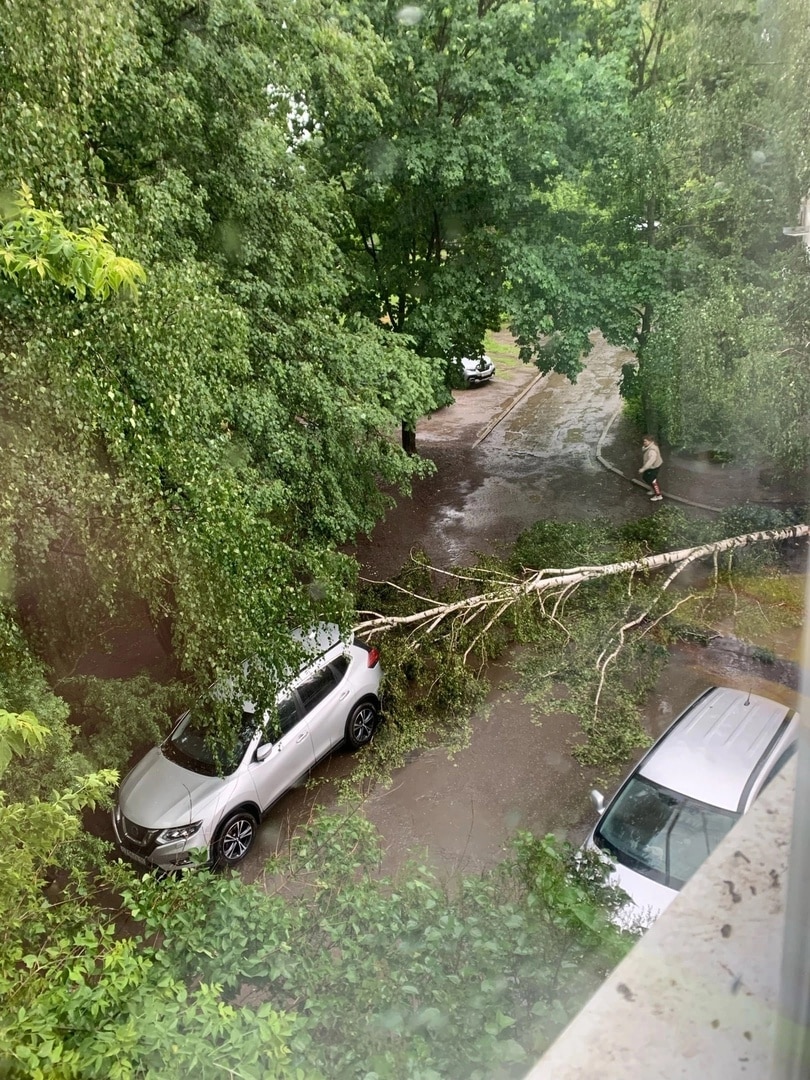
[112,806,206,870]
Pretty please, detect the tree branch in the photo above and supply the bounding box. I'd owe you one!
[353,525,808,638]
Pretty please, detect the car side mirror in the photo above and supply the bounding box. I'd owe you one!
[255,743,274,762]
[590,789,605,815]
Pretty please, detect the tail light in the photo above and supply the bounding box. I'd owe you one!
[366,645,380,668]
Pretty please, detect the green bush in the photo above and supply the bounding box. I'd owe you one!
[618,360,645,428]
[718,504,800,571]
[116,813,632,1079]
[615,505,716,555]
[719,502,793,536]
[0,608,89,800]
[509,519,620,572]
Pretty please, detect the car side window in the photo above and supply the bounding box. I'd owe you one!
[277,696,299,736]
[330,654,349,681]
[296,666,337,714]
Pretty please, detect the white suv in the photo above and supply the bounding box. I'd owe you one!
[113,625,382,870]
[587,685,798,927]
[459,354,495,385]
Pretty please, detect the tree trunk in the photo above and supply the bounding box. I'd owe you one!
[638,195,658,433]
[354,525,810,639]
[401,420,416,455]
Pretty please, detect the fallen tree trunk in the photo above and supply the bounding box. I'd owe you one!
[355,525,809,640]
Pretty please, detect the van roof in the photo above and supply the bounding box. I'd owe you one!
[639,686,795,812]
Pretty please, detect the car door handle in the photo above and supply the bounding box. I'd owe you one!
[338,689,350,701]
[295,730,308,744]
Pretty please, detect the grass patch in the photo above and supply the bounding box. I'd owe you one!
[662,572,805,649]
[734,571,805,623]
[484,328,527,375]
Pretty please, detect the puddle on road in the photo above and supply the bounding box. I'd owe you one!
[364,634,803,882]
[362,661,591,882]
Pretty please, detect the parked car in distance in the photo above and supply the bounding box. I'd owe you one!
[113,625,382,871]
[586,686,798,928]
[459,354,495,386]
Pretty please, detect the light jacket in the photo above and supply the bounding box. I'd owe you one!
[641,442,663,470]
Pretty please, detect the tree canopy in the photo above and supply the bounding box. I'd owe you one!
[316,0,642,380]
[2,0,806,690]
[0,0,808,1074]
[0,0,444,694]
[615,0,810,466]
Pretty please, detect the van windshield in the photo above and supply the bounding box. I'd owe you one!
[594,776,739,890]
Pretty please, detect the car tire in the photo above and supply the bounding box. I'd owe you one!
[345,700,380,750]
[213,810,258,869]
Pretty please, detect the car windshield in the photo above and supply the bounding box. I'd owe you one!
[594,775,739,890]
[163,709,258,777]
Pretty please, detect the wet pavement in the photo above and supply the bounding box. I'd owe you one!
[354,331,803,582]
[242,631,802,884]
[354,332,641,580]
[242,336,805,882]
[362,649,802,878]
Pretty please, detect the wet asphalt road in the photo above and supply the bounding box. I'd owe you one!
[354,331,642,581]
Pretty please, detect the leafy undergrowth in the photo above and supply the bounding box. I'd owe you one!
[348,552,498,795]
[1,702,633,1080]
[113,815,632,1080]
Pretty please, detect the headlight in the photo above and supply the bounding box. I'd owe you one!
[155,821,202,844]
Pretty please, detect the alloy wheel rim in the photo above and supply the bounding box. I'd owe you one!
[353,706,375,742]
[222,819,253,860]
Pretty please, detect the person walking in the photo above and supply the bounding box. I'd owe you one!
[639,435,663,501]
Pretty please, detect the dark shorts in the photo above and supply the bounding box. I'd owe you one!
[642,468,660,484]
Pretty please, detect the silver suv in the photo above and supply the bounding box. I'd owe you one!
[587,686,798,926]
[113,625,382,870]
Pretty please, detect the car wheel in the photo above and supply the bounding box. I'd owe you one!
[345,700,379,750]
[213,811,258,868]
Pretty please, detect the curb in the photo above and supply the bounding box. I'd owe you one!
[596,407,724,514]
[470,363,793,517]
[472,371,548,449]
